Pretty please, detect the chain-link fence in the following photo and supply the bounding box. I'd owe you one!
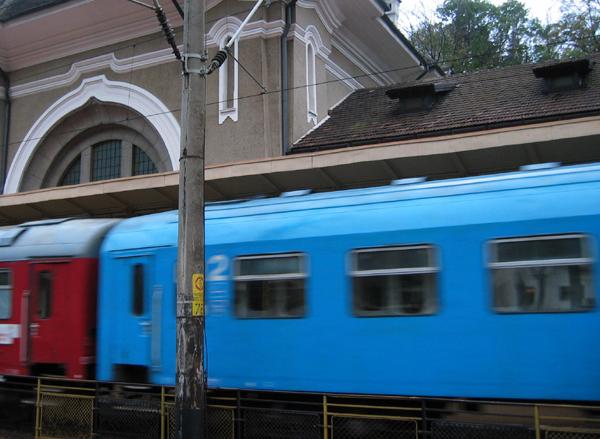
[37,393,93,439]
[164,405,234,439]
[166,403,175,439]
[547,431,600,439]
[242,408,321,439]
[1,377,600,439]
[431,421,536,439]
[208,407,235,439]
[331,416,417,439]
[0,384,36,439]
[96,398,161,439]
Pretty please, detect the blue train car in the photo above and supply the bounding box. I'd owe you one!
[97,163,600,401]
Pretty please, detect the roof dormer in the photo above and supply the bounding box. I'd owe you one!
[386,82,456,113]
[533,58,594,94]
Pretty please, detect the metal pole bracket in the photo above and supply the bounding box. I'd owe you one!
[182,53,208,75]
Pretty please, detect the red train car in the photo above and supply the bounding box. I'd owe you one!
[0,218,119,379]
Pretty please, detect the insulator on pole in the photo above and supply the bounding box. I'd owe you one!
[206,49,228,75]
[155,6,181,60]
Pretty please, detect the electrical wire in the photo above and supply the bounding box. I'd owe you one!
[0,61,432,150]
[5,3,597,86]
[3,49,596,152]
[1,11,598,150]
[5,5,262,86]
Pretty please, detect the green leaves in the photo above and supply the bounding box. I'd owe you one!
[406,0,600,72]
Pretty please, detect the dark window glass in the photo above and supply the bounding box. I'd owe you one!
[59,156,81,186]
[351,246,438,317]
[92,140,121,182]
[133,264,145,316]
[0,270,12,320]
[133,146,158,176]
[547,73,582,93]
[494,237,584,263]
[38,271,52,319]
[490,235,594,313]
[235,254,306,319]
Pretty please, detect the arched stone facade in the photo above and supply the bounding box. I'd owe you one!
[19,101,172,191]
[5,76,180,194]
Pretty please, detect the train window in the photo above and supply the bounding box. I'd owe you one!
[133,264,145,316]
[38,271,52,319]
[350,245,438,317]
[0,270,12,320]
[234,253,306,318]
[490,234,595,313]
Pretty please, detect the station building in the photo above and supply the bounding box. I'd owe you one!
[0,0,599,223]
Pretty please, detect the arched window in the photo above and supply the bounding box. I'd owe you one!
[59,156,81,187]
[133,146,158,176]
[92,140,122,182]
[219,34,239,124]
[57,140,159,187]
[306,38,318,124]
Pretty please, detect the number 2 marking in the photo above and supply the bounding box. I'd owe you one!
[207,255,229,281]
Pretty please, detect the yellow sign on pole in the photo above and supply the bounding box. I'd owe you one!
[193,274,204,316]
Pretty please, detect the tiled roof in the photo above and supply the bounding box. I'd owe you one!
[0,0,70,22]
[290,53,600,153]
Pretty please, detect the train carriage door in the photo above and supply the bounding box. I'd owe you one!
[113,255,155,380]
[27,262,71,375]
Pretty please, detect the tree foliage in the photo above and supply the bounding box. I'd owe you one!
[405,0,600,72]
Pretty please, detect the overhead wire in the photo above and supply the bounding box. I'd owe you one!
[1,10,598,151]
[0,61,544,152]
[5,5,262,86]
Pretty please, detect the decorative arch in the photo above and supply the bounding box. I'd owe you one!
[207,16,243,47]
[5,75,180,194]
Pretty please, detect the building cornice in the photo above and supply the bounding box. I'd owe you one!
[296,0,344,34]
[10,19,285,99]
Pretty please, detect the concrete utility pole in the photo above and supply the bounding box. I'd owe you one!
[175,0,206,437]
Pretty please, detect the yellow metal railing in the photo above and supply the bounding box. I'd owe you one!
[35,379,95,439]
[18,378,600,439]
[535,403,600,439]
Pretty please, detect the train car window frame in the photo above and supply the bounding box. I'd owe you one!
[38,271,52,319]
[489,234,595,313]
[234,253,307,319]
[0,270,12,320]
[350,245,439,317]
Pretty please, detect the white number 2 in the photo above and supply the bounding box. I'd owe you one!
[207,255,229,282]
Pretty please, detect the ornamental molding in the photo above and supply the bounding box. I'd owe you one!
[290,24,331,60]
[10,19,285,99]
[376,16,424,69]
[11,50,176,99]
[331,33,389,86]
[296,0,344,34]
[4,75,181,193]
[289,24,363,91]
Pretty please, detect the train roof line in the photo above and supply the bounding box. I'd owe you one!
[203,162,600,218]
[104,162,600,237]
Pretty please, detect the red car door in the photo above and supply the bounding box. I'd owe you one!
[27,261,72,374]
